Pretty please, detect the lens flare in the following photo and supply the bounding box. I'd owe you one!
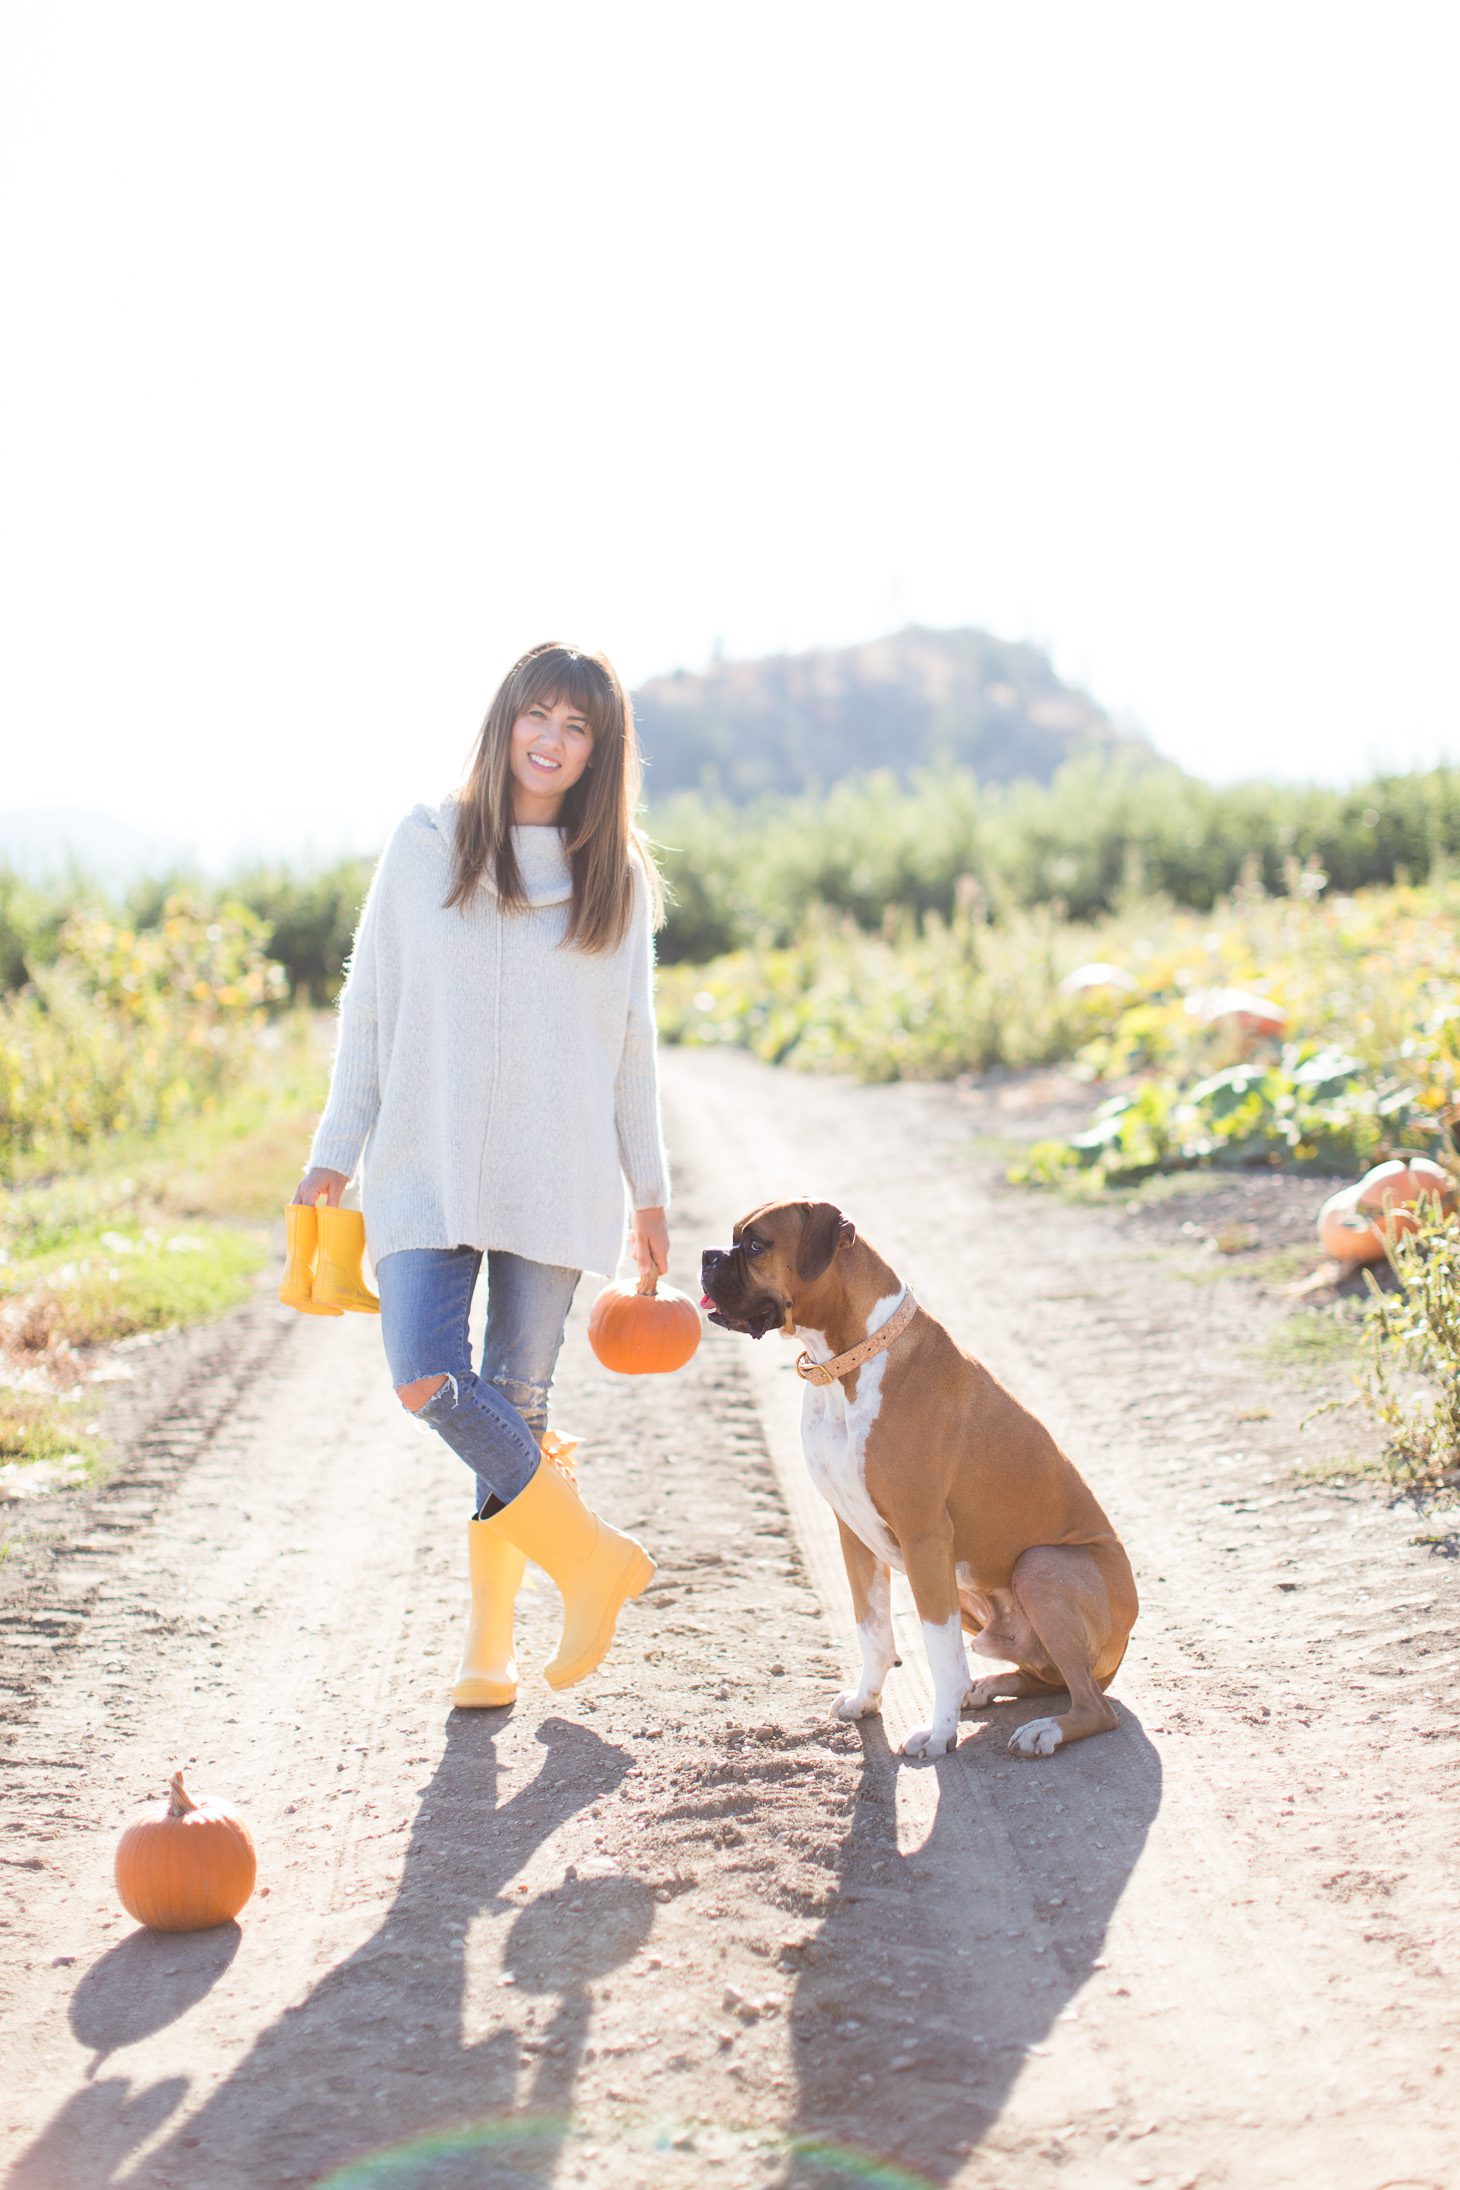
[310,2117,565,2187]
[308,2113,945,2189]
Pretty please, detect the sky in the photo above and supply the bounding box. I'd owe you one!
[2,2,1457,870]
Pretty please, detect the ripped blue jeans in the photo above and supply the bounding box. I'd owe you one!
[377,1247,581,1515]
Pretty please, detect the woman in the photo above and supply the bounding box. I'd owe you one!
[292,641,670,1706]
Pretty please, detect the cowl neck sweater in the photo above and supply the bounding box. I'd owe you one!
[308,799,670,1277]
[488,818,574,905]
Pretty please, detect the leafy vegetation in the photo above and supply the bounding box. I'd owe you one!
[1016,1047,1425,1188]
[1014,881,1459,1186]
[661,874,1460,1180]
[1361,1207,1460,1486]
[0,897,286,1181]
[647,756,1460,961]
[658,891,1097,1081]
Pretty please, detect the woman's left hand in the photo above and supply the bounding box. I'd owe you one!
[630,1205,670,1282]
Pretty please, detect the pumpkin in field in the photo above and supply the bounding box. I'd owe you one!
[1189,987,1288,1038]
[1317,1155,1456,1264]
[115,1770,257,1932]
[1058,962,1138,1000]
[588,1272,701,1374]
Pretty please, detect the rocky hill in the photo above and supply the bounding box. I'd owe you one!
[632,625,1154,802]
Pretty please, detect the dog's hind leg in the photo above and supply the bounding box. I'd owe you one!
[966,1668,1062,1710]
[1005,1545,1123,1758]
[961,1581,1059,1709]
[832,1519,896,1723]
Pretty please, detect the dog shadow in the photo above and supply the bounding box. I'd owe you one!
[778,1700,1162,2188]
[7,1714,648,2190]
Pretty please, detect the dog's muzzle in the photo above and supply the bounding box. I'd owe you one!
[699,1246,785,1340]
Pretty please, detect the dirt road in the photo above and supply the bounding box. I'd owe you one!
[3,1048,1459,2190]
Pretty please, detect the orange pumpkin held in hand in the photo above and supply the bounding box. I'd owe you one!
[588,1272,701,1375]
[115,1770,257,1932]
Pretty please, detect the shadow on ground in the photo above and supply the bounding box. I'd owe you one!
[781,1704,1162,2188]
[9,1715,645,2190]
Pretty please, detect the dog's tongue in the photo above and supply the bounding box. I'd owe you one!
[699,1293,716,1312]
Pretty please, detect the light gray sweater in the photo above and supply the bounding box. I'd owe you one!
[308,799,671,1278]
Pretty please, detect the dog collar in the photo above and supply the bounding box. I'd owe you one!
[795,1289,917,1387]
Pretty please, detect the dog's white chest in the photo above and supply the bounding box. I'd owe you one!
[800,1349,903,1572]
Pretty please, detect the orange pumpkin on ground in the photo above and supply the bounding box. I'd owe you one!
[588,1272,701,1374]
[115,1770,257,1931]
[1317,1156,1456,1264]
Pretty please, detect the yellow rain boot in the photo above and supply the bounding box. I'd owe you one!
[313,1205,380,1314]
[279,1203,343,1316]
[452,1522,528,1707]
[484,1454,654,1690]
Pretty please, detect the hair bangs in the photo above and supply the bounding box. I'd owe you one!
[512,648,620,746]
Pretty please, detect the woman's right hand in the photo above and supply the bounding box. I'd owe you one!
[293,1167,349,1208]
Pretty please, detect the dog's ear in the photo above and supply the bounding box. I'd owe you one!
[795,1201,857,1283]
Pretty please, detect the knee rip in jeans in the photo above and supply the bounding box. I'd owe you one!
[396,1373,455,1414]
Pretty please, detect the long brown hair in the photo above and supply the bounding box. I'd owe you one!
[446,641,664,952]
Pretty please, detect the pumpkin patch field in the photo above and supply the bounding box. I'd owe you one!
[660,874,1460,1184]
[2,1047,1459,2189]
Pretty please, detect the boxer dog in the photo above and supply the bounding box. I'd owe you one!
[701,1200,1137,1759]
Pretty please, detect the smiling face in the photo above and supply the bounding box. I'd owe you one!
[507,694,594,824]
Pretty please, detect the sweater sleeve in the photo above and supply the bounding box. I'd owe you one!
[613,869,672,1211]
[307,829,393,1181]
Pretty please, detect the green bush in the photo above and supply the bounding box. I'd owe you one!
[0,856,374,1008]
[0,867,78,992]
[0,897,286,1180]
[651,760,1460,959]
[226,859,375,1003]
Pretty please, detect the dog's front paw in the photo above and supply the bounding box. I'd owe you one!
[902,1719,958,1758]
[833,1686,883,1722]
[1008,1716,1063,1759]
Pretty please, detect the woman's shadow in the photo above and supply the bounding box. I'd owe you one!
[10,1713,651,2190]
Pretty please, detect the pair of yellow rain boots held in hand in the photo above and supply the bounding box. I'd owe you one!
[453,1431,656,1703]
[279,1201,379,1316]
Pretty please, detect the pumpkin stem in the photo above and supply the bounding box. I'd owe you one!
[167,1770,198,1818]
[635,1271,659,1298]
